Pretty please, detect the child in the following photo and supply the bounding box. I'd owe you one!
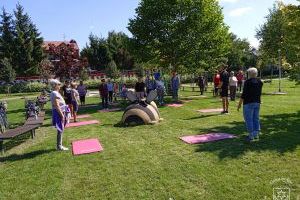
[121,84,127,100]
[77,81,87,106]
[50,79,70,151]
[99,79,108,110]
[71,82,80,122]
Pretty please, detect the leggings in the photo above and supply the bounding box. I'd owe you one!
[57,130,63,149]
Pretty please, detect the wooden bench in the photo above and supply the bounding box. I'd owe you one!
[0,124,40,154]
[0,111,45,154]
[181,86,199,92]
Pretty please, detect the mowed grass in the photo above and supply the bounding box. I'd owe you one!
[0,80,299,200]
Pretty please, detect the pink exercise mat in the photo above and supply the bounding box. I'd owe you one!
[166,104,183,108]
[66,120,100,128]
[98,108,122,113]
[180,133,236,144]
[72,138,103,155]
[197,108,223,113]
[71,114,91,119]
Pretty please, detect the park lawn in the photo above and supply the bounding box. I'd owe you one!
[0,80,299,200]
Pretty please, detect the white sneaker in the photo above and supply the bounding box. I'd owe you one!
[57,146,69,151]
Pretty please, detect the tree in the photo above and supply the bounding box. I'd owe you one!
[39,58,54,80]
[0,8,15,61]
[105,60,120,80]
[0,58,16,82]
[107,31,135,70]
[13,3,44,76]
[128,0,231,72]
[81,33,111,70]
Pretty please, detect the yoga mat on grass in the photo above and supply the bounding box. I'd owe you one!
[71,114,91,119]
[66,120,100,128]
[197,108,223,113]
[180,133,236,144]
[166,104,183,108]
[72,138,103,155]
[98,108,122,113]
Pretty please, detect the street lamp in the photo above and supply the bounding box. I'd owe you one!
[278,49,282,92]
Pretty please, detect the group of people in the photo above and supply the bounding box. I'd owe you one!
[49,66,263,151]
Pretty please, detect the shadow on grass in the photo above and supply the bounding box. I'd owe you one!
[184,113,221,120]
[0,149,55,162]
[195,112,300,159]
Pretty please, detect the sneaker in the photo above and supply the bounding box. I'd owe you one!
[57,146,69,151]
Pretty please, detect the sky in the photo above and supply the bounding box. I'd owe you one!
[0,0,299,49]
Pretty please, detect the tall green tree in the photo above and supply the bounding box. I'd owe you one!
[81,33,111,70]
[13,3,44,76]
[128,0,231,72]
[0,8,15,62]
[105,60,120,80]
[0,58,16,82]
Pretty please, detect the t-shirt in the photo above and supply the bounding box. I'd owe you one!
[50,91,66,109]
[221,71,229,87]
[135,82,145,92]
[241,78,263,105]
[229,76,238,87]
[62,85,72,102]
[107,82,114,92]
[77,85,87,96]
[71,89,79,101]
[213,74,221,86]
[237,73,244,82]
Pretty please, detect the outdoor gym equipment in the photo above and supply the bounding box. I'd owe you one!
[122,90,162,126]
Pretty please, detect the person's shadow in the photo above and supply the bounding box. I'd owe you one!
[194,111,300,159]
[0,149,55,163]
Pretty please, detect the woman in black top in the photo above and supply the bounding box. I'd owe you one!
[237,67,263,142]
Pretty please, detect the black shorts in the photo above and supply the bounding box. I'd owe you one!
[80,95,85,103]
[220,86,229,97]
[65,98,72,105]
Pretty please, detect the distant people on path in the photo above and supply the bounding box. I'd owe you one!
[135,77,146,100]
[237,67,263,142]
[219,66,230,114]
[113,81,119,102]
[61,80,73,116]
[229,71,238,101]
[99,79,109,110]
[121,84,127,100]
[213,71,221,97]
[50,79,69,151]
[77,81,87,106]
[198,75,205,95]
[71,82,80,122]
[107,79,114,103]
[171,72,180,102]
[237,70,244,92]
[155,76,165,105]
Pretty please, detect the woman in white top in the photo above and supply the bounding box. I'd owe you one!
[229,71,238,101]
[50,79,70,151]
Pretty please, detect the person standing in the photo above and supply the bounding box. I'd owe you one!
[99,79,109,110]
[213,71,221,97]
[71,82,80,122]
[237,70,244,92]
[50,79,70,151]
[155,77,165,105]
[237,67,263,142]
[229,71,238,101]
[113,81,119,102]
[77,81,87,106]
[219,66,230,114]
[61,80,73,116]
[171,72,180,102]
[198,75,205,95]
[107,79,114,103]
[145,75,154,95]
[135,77,146,100]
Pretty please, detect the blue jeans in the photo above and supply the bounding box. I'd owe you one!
[172,89,178,101]
[243,103,261,139]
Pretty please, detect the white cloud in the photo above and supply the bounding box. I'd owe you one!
[229,7,253,17]
[219,0,239,3]
[249,38,260,49]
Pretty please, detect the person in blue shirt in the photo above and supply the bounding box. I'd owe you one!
[171,72,180,102]
[107,79,114,103]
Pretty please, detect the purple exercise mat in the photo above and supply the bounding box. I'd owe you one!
[180,133,236,144]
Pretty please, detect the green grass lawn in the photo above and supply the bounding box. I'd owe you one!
[0,80,299,200]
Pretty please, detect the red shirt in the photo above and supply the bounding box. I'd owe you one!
[237,73,244,82]
[213,74,221,86]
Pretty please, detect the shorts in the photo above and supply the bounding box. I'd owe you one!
[220,86,229,97]
[72,100,78,112]
[80,95,85,103]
